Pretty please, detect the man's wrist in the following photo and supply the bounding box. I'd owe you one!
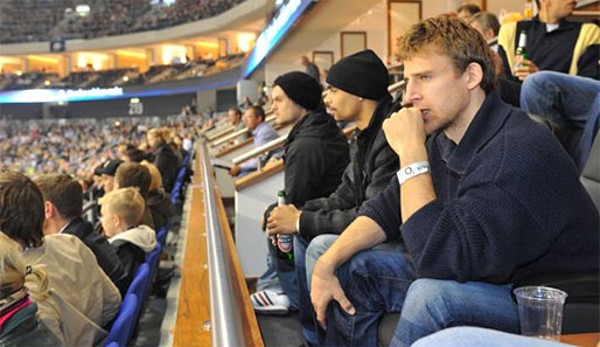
[399,146,428,166]
[315,255,337,276]
[397,161,431,185]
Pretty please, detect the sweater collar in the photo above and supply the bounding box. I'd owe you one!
[436,90,511,175]
[531,15,576,33]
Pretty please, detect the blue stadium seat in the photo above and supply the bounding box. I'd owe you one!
[104,293,138,347]
[169,155,192,205]
[157,227,168,247]
[126,263,151,307]
[146,244,162,288]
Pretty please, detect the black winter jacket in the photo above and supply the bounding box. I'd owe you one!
[152,144,179,193]
[63,216,129,295]
[298,94,399,240]
[147,188,173,230]
[283,106,350,207]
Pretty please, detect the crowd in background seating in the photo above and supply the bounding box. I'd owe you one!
[0,0,246,44]
[0,112,209,186]
[0,53,247,92]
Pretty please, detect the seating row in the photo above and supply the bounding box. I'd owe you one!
[170,151,193,206]
[103,222,170,347]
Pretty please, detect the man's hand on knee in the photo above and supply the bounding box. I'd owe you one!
[310,258,355,330]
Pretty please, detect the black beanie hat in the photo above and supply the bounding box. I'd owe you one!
[273,71,323,111]
[326,49,389,101]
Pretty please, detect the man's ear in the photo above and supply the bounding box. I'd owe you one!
[44,201,55,220]
[464,62,484,91]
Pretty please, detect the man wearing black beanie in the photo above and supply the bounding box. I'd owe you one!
[266,50,399,346]
[250,71,350,316]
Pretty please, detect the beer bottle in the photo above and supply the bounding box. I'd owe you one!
[515,30,528,68]
[275,190,294,261]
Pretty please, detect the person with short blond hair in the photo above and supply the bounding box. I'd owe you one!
[100,187,157,289]
[114,162,155,229]
[309,15,598,346]
[99,187,145,228]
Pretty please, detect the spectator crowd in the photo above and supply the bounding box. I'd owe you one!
[0,0,246,44]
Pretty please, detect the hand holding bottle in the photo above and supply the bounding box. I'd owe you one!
[514,59,539,81]
[513,30,539,81]
[266,204,301,235]
[270,190,294,261]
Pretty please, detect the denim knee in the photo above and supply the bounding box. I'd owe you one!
[402,278,452,316]
[305,234,338,288]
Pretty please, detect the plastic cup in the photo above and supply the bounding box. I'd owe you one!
[513,286,568,341]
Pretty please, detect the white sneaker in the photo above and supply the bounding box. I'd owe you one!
[250,290,290,315]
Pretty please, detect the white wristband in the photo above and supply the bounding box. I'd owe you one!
[397,161,431,185]
[296,211,302,234]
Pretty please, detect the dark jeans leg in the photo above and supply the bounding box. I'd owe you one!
[322,245,415,347]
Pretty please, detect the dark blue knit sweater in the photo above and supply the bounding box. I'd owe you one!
[360,91,599,284]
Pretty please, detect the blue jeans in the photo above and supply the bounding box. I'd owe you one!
[520,71,600,171]
[295,235,319,346]
[411,327,571,347]
[256,248,280,292]
[391,279,519,347]
[257,239,300,309]
[306,235,415,347]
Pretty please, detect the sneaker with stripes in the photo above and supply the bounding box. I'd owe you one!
[250,290,290,315]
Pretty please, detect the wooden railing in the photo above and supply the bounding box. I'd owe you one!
[234,158,285,191]
[173,142,264,347]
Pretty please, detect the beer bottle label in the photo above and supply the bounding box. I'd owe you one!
[277,234,293,253]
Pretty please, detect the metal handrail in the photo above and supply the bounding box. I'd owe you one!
[387,62,404,71]
[200,139,246,347]
[82,200,97,224]
[232,133,288,165]
[388,80,405,94]
[211,127,251,147]
[211,113,277,147]
[206,125,235,141]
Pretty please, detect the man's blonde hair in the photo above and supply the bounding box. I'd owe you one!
[99,187,145,226]
[399,15,497,93]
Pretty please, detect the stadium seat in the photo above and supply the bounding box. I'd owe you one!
[581,131,600,209]
[126,263,151,308]
[146,244,162,287]
[104,293,139,347]
[157,227,168,247]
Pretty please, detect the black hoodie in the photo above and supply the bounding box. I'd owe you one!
[283,106,350,207]
[147,188,173,230]
[298,94,399,240]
